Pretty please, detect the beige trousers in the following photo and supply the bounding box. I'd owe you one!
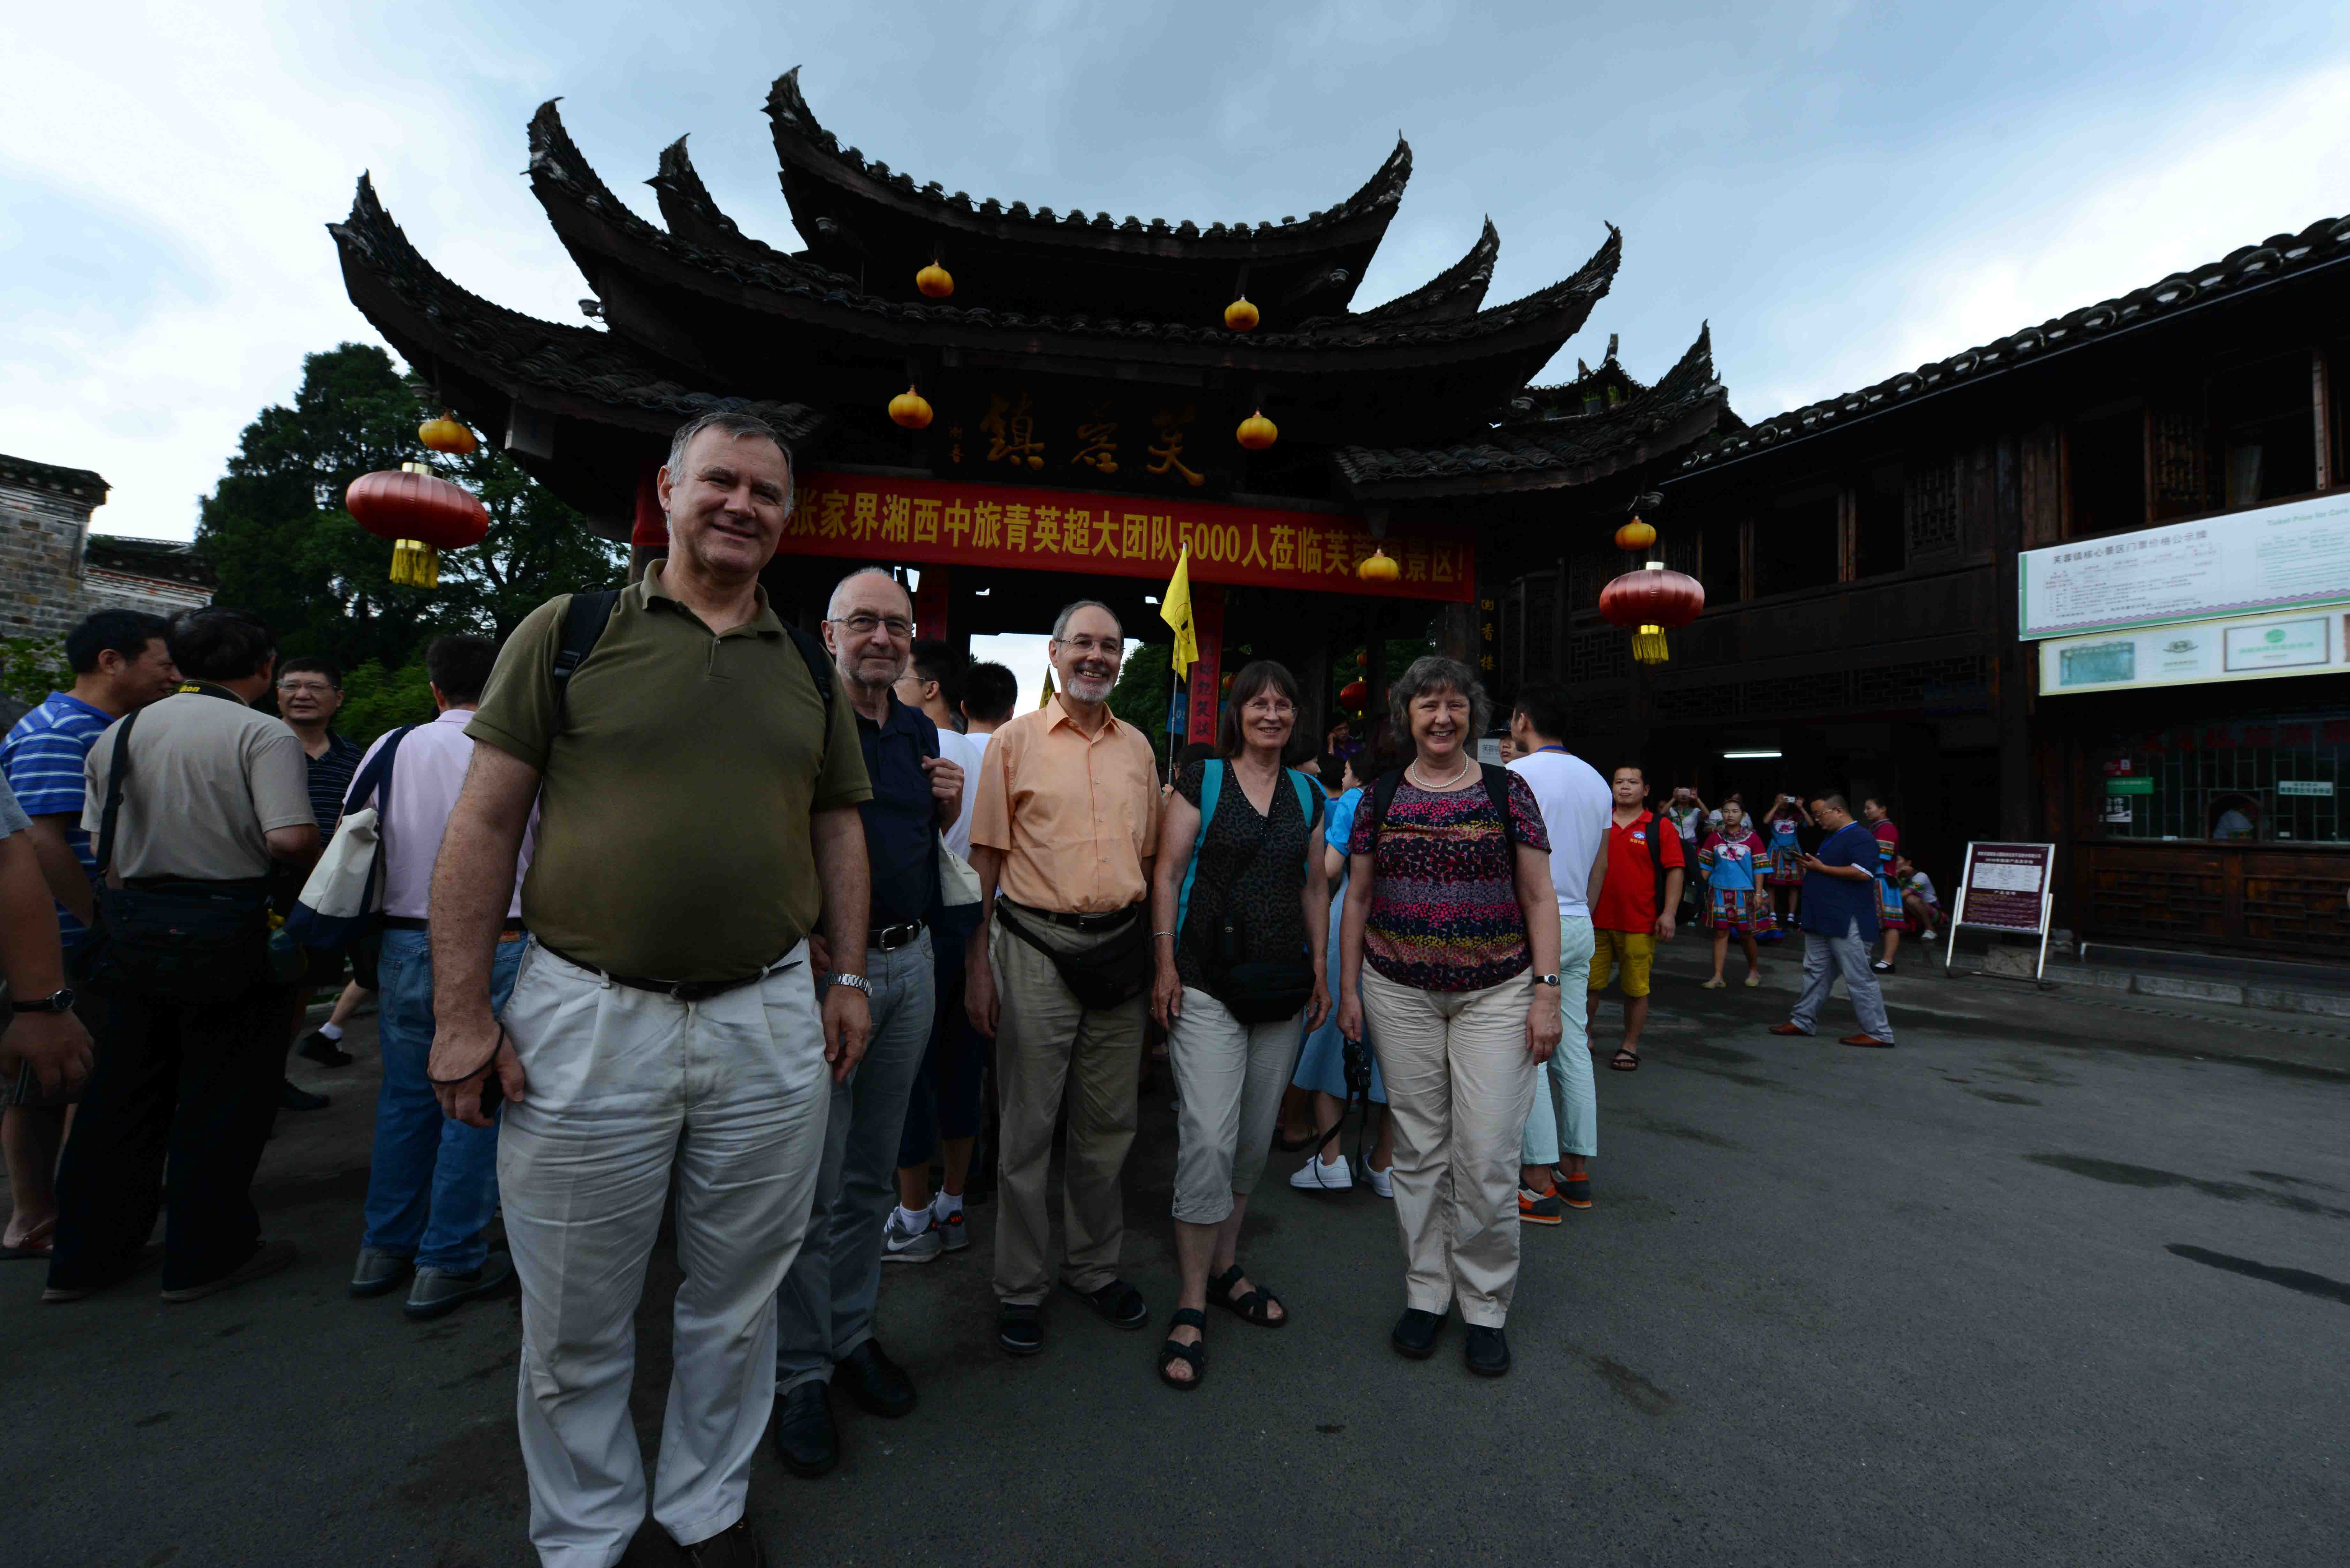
[1167,987,1304,1225]
[1359,965,1539,1328]
[990,915,1146,1305]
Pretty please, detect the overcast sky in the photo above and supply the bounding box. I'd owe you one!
[9,1,2348,550]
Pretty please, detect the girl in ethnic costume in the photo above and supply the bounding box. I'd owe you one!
[1862,796,1908,972]
[1760,796,1808,938]
[1697,799,1770,988]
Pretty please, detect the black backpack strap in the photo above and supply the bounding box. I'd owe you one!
[784,624,836,710]
[551,589,622,727]
[1367,767,1406,844]
[342,724,418,819]
[92,708,141,878]
[1479,763,1517,850]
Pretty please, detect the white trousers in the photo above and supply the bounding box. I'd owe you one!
[498,940,829,1568]
[1360,966,1539,1328]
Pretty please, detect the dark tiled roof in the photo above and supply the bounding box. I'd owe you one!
[1682,212,2350,472]
[1338,219,1499,326]
[763,65,1410,247]
[85,535,213,589]
[0,452,107,504]
[1334,325,1727,496]
[529,101,1621,358]
[330,174,822,439]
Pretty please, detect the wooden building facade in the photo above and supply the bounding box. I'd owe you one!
[1519,214,2350,959]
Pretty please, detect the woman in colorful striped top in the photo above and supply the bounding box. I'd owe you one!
[1336,656,1561,1379]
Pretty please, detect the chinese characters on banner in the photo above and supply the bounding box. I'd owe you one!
[783,471,1475,604]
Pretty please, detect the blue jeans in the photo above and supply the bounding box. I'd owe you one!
[360,928,525,1273]
[775,932,936,1391]
[1521,915,1598,1164]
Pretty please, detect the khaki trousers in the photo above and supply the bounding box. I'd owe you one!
[990,915,1146,1305]
[1360,965,1539,1328]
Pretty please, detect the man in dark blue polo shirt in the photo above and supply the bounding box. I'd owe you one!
[773,567,963,1479]
[1770,792,1895,1047]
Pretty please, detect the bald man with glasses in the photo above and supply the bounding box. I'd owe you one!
[770,568,963,1481]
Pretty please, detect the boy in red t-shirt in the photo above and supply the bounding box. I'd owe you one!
[1587,765,1684,1070]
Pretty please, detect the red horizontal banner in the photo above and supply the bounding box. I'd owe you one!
[779,471,1473,601]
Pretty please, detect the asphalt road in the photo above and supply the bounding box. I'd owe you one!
[5,946,2347,1567]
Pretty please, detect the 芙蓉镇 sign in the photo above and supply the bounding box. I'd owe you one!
[782,471,1473,602]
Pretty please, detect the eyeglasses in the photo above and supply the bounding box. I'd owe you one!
[276,681,338,695]
[832,614,913,640]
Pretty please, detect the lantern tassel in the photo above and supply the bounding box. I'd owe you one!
[389,539,440,588]
[1632,624,1670,664]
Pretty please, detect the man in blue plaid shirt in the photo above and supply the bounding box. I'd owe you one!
[0,609,176,1259]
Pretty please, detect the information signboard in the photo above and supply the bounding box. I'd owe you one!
[1944,841,2057,980]
[2018,490,2350,640]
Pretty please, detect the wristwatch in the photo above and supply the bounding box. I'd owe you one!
[10,987,76,1014]
[1530,974,1562,988]
[828,972,873,997]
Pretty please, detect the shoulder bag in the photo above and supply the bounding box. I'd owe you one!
[72,712,275,1005]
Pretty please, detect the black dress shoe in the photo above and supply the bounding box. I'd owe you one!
[679,1518,765,1567]
[1464,1324,1512,1377]
[279,1078,330,1111]
[295,1029,353,1068]
[771,1381,837,1478]
[1391,1307,1447,1360]
[836,1338,916,1418]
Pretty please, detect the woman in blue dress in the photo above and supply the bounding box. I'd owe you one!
[1287,753,1392,1195]
[1698,799,1771,988]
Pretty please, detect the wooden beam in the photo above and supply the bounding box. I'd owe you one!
[2315,346,2334,492]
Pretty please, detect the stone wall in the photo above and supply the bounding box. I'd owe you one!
[0,452,211,643]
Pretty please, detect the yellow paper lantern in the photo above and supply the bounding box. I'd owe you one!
[418,412,477,456]
[916,262,954,299]
[1224,297,1259,332]
[1357,546,1401,583]
[888,386,934,429]
[1236,410,1277,450]
[1616,518,1656,552]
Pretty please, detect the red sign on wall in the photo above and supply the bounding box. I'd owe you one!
[779,471,1473,602]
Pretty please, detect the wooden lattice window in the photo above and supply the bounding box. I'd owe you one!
[1904,458,1960,556]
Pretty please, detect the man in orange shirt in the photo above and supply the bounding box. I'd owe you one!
[965,600,1160,1358]
[1587,765,1684,1071]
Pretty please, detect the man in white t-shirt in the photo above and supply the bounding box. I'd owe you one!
[1505,682,1612,1219]
[891,654,1020,1252]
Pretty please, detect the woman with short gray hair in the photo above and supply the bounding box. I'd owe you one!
[1336,656,1562,1378]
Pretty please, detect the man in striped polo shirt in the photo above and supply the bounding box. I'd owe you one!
[0,609,176,1260]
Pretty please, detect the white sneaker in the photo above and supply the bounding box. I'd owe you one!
[880,1207,942,1263]
[1364,1163,1393,1199]
[1289,1153,1351,1191]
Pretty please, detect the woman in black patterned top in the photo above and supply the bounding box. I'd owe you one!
[1147,661,1329,1389]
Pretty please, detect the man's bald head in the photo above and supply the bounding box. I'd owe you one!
[827,567,911,623]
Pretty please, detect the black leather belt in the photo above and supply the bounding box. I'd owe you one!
[872,919,925,951]
[383,916,524,933]
[1000,898,1138,934]
[538,939,797,1002]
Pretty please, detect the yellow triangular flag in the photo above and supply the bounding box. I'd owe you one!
[1038,667,1057,709]
[1161,545,1198,677]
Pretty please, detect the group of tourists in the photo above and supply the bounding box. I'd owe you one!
[0,407,1928,1568]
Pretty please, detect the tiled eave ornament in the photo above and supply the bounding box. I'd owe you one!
[1682,215,2350,471]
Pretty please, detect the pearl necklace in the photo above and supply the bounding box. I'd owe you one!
[1407,754,1475,791]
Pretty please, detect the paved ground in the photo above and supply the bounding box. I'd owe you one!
[6,942,2348,1567]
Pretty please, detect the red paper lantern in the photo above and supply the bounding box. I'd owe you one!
[346,463,488,588]
[1597,562,1704,663]
[1338,678,1368,711]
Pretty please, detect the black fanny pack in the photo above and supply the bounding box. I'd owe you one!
[74,712,274,1004]
[997,901,1151,1012]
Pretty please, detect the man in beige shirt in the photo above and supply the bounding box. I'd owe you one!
[966,600,1160,1356]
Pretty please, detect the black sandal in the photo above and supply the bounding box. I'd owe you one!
[1060,1277,1150,1329]
[1609,1047,1641,1072]
[1208,1264,1287,1328]
[1157,1308,1207,1390]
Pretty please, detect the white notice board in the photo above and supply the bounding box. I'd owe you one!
[1945,841,2058,980]
[2019,491,2350,640]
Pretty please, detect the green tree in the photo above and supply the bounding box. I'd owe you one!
[1,637,72,709]
[194,342,623,676]
[1108,641,1176,753]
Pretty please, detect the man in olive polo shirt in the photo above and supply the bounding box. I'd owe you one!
[428,410,871,1568]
